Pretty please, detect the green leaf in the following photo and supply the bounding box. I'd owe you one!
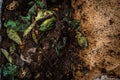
[4,4,36,32]
[39,17,55,31]
[28,4,36,17]
[19,16,30,23]
[76,32,88,48]
[2,63,17,77]
[7,28,22,45]
[4,20,17,28]
[55,37,67,55]
[71,20,80,29]
[4,19,30,32]
[35,0,47,9]
[20,4,36,21]
[1,48,13,63]
[4,20,20,31]
[32,31,38,44]
[63,17,80,29]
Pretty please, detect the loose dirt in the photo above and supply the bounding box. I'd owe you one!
[72,0,120,80]
[0,0,120,80]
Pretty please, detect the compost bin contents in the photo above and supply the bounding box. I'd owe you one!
[0,0,88,80]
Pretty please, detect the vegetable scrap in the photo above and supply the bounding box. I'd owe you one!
[1,48,13,63]
[1,0,88,79]
[76,32,88,48]
[39,17,55,31]
[7,28,22,45]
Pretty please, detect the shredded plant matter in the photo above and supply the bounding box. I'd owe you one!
[1,0,88,80]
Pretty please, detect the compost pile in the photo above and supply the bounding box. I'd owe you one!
[0,0,88,80]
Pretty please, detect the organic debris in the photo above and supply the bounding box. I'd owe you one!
[1,48,13,63]
[6,0,19,10]
[1,0,88,79]
[39,17,55,31]
[76,32,88,48]
[7,28,22,45]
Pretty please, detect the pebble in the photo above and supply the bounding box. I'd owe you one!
[94,75,120,80]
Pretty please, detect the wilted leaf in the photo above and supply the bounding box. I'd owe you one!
[7,28,22,45]
[32,31,38,44]
[35,10,53,21]
[23,21,36,37]
[39,17,55,31]
[35,10,44,21]
[1,48,13,63]
[76,32,88,48]
[20,54,32,63]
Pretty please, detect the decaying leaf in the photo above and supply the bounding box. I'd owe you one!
[32,31,38,44]
[23,9,54,36]
[39,17,55,31]
[23,21,36,37]
[35,10,54,21]
[1,48,13,63]
[7,28,22,45]
[20,54,32,63]
[18,68,27,79]
[76,32,88,48]
[6,0,19,10]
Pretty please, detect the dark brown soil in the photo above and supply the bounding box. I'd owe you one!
[0,0,88,80]
[1,0,120,80]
